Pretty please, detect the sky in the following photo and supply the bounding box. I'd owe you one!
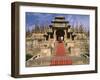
[26,12,90,31]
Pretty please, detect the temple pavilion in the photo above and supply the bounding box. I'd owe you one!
[44,16,76,42]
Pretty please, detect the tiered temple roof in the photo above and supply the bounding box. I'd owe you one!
[51,16,69,23]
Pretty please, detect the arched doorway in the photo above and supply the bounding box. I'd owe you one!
[56,29,65,41]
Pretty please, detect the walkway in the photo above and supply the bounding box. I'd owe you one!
[50,41,72,66]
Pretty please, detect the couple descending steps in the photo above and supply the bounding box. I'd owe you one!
[50,41,72,66]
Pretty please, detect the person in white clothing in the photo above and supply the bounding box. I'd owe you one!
[61,36,63,41]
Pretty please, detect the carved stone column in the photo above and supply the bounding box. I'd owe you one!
[48,34,50,41]
[45,37,46,42]
[54,30,56,42]
[64,30,67,41]
[70,33,72,40]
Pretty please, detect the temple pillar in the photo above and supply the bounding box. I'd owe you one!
[48,34,50,41]
[54,30,56,42]
[45,37,46,41]
[64,30,67,41]
[69,33,72,40]
[48,34,51,46]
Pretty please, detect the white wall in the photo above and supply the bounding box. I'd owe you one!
[0,0,99,80]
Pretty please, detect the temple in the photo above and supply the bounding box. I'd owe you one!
[44,16,75,41]
[26,16,89,66]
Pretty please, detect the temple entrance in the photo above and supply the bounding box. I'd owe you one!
[56,29,65,41]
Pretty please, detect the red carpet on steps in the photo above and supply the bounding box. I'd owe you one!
[50,42,72,66]
[55,42,66,56]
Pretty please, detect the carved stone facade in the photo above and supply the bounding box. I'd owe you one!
[26,16,89,57]
[43,16,76,42]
